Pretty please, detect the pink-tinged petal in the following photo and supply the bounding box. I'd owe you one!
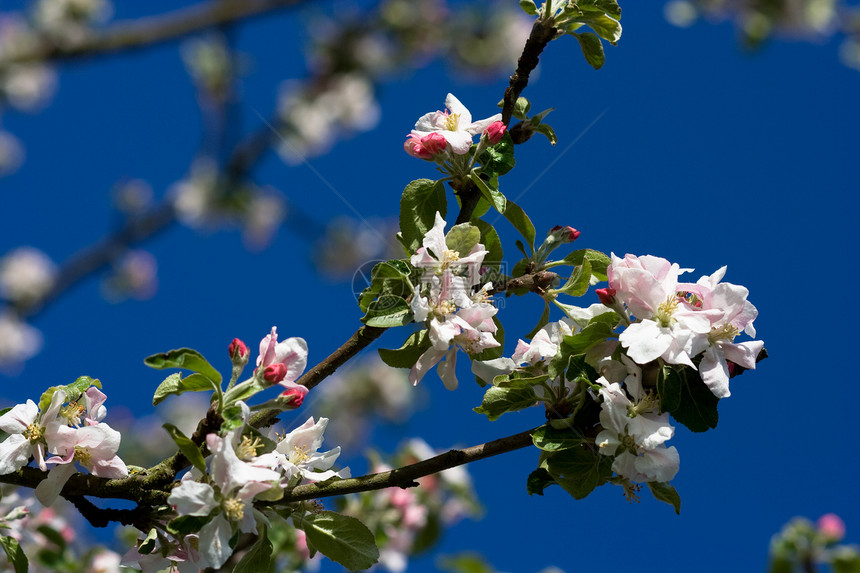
[92,454,128,478]
[414,111,447,132]
[0,434,34,474]
[444,93,472,125]
[84,387,107,425]
[465,113,502,135]
[424,212,449,261]
[41,389,67,423]
[437,348,459,390]
[409,348,446,385]
[722,339,764,370]
[274,337,308,384]
[471,357,516,385]
[0,400,38,433]
[699,346,731,398]
[429,317,461,350]
[168,478,217,516]
[257,327,278,367]
[280,417,327,455]
[199,514,233,569]
[35,463,77,506]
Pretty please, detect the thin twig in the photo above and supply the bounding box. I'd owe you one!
[501,18,558,126]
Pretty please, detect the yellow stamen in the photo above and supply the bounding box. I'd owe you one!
[236,435,262,461]
[444,113,460,131]
[289,445,311,466]
[23,423,42,442]
[222,497,244,522]
[74,445,93,467]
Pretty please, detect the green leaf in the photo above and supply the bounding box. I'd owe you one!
[138,528,159,555]
[361,295,411,328]
[534,122,558,145]
[577,14,622,44]
[399,179,447,255]
[550,249,610,280]
[410,513,441,555]
[357,260,413,313]
[144,348,222,385]
[473,384,538,421]
[438,552,496,573]
[0,536,27,573]
[163,423,207,473]
[561,319,615,354]
[657,366,682,413]
[526,467,556,496]
[299,511,379,571]
[532,424,583,452]
[832,551,860,573]
[663,367,719,432]
[166,514,211,536]
[233,525,274,573]
[512,96,531,120]
[577,0,622,19]
[544,444,613,499]
[647,482,681,515]
[445,223,481,257]
[38,376,102,413]
[574,31,606,70]
[152,372,218,406]
[473,219,503,273]
[503,199,536,254]
[469,173,506,214]
[553,258,592,297]
[518,0,539,16]
[478,132,516,177]
[35,525,66,550]
[378,329,431,369]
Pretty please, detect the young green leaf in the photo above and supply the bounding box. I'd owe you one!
[575,31,606,70]
[162,423,207,473]
[0,536,27,573]
[544,444,613,499]
[474,384,539,421]
[361,295,412,328]
[38,376,102,413]
[399,179,447,255]
[445,223,481,256]
[143,348,222,385]
[152,372,218,406]
[532,424,583,452]
[233,525,274,573]
[378,329,431,369]
[647,482,681,515]
[526,467,556,496]
[299,511,379,572]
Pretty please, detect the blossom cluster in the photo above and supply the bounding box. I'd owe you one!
[0,386,128,506]
[409,213,499,390]
[132,412,347,571]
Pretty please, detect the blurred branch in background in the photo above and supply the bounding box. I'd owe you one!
[769,513,860,573]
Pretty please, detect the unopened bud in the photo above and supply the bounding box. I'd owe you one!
[263,363,287,384]
[228,338,249,364]
[818,513,846,541]
[550,225,581,242]
[404,132,448,160]
[596,287,616,306]
[484,121,507,144]
[279,387,307,408]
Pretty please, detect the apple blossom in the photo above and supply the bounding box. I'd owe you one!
[0,390,65,474]
[256,326,309,399]
[410,93,502,155]
[259,416,350,483]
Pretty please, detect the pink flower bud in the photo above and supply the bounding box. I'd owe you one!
[817,513,846,541]
[596,287,616,306]
[279,386,307,408]
[484,120,507,144]
[550,225,580,242]
[228,338,249,363]
[404,132,448,160]
[263,363,287,384]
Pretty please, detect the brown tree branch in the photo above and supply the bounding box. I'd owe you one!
[1,0,308,66]
[279,426,538,503]
[501,17,558,126]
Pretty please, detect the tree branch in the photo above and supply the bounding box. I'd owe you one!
[278,426,538,503]
[1,0,308,66]
[501,17,558,126]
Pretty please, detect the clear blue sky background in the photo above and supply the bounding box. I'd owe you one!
[2,1,859,572]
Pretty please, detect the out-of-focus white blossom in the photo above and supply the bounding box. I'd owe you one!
[243,188,286,250]
[33,0,113,47]
[0,313,42,369]
[0,17,57,111]
[0,247,58,304]
[181,35,236,102]
[170,159,219,227]
[276,73,380,164]
[100,250,158,302]
[0,130,24,175]
[111,178,153,215]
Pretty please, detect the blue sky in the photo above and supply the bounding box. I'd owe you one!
[2,1,859,571]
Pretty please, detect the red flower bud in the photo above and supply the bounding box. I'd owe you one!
[596,287,616,306]
[228,338,249,363]
[263,363,287,384]
[404,132,448,160]
[818,513,846,541]
[484,121,506,144]
[280,387,305,408]
[550,225,580,242]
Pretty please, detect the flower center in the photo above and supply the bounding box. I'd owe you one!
[655,296,678,327]
[61,402,86,426]
[74,445,93,467]
[676,290,703,308]
[444,113,460,132]
[708,324,739,344]
[289,445,311,466]
[236,435,262,461]
[222,497,244,522]
[23,423,42,442]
